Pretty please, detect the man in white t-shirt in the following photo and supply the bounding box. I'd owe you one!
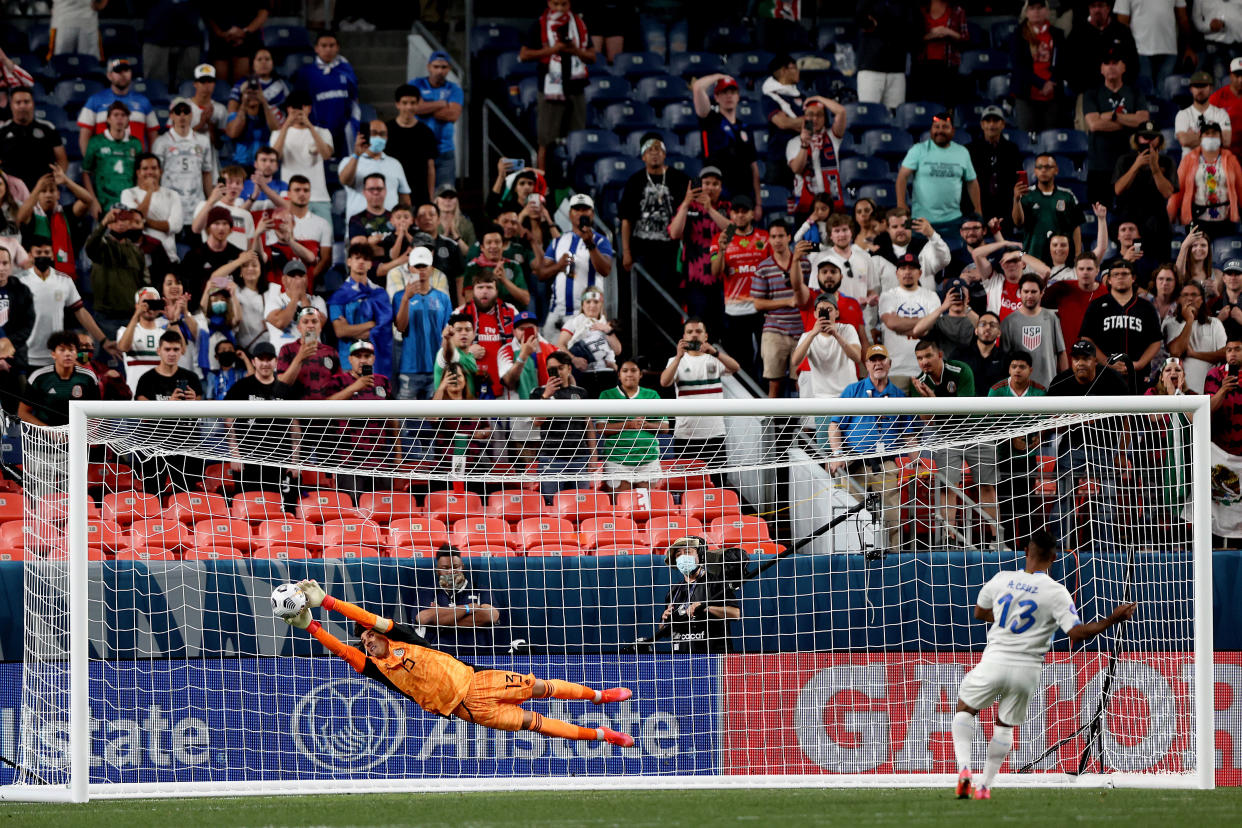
[152,98,214,226]
[190,165,254,247]
[1175,70,1233,149]
[1114,0,1190,91]
[273,91,335,223]
[264,260,328,352]
[19,236,114,367]
[813,213,880,327]
[877,253,941,390]
[792,294,862,399]
[951,529,1136,800]
[121,153,183,262]
[659,317,740,475]
[339,118,411,220]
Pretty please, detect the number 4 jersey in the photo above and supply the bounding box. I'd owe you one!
[975,569,1082,667]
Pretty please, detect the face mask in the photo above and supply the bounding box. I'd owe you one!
[216,351,236,368]
[122,229,143,243]
[1202,137,1222,152]
[367,136,387,154]
[210,301,228,315]
[76,350,91,364]
[675,555,699,576]
[33,256,53,272]
[438,570,465,591]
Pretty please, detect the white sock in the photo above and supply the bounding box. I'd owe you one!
[951,711,975,772]
[593,690,602,703]
[595,727,605,741]
[981,724,1014,789]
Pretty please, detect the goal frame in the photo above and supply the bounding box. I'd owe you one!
[1,395,1216,800]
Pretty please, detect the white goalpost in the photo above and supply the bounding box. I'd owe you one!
[0,396,1215,800]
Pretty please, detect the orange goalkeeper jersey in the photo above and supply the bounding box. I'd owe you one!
[359,623,476,716]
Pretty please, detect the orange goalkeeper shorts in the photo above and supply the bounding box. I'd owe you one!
[451,670,537,731]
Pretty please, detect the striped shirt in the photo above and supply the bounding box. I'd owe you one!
[751,252,807,336]
[667,352,726,439]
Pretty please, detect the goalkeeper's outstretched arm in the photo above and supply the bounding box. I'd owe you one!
[285,580,395,673]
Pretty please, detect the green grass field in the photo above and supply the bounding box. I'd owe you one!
[2,788,1240,827]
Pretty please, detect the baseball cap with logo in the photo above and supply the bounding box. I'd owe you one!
[513,310,539,327]
[714,76,739,95]
[193,64,216,81]
[1189,70,1214,86]
[409,246,434,267]
[896,252,920,268]
[980,105,1006,121]
[1224,258,1242,274]
[1232,57,1242,74]
[1070,339,1096,358]
[294,306,319,321]
[107,58,132,73]
[866,344,890,360]
[135,287,160,302]
[567,193,595,209]
[348,340,374,355]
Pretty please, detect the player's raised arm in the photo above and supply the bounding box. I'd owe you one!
[298,579,394,634]
[1067,602,1138,642]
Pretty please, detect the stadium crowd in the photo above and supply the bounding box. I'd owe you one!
[0,0,1238,552]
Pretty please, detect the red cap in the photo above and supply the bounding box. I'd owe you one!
[714,76,739,95]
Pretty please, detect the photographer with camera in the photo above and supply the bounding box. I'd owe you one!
[533,193,613,340]
[1205,325,1242,456]
[792,294,862,400]
[630,536,742,654]
[118,286,171,386]
[661,317,740,476]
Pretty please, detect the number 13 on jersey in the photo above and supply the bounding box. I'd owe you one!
[995,593,1038,634]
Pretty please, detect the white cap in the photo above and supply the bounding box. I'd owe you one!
[1231,57,1242,74]
[567,193,595,209]
[409,247,434,267]
[135,287,160,302]
[193,63,216,80]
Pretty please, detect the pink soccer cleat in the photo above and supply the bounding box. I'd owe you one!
[974,786,991,800]
[601,727,635,747]
[594,687,633,705]
[956,767,973,799]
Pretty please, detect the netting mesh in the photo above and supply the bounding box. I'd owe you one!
[8,402,1206,792]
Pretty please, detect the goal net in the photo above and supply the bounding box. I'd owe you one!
[0,397,1213,799]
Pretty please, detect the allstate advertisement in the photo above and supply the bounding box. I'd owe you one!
[0,656,718,784]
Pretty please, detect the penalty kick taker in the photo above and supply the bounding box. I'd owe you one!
[284,580,635,747]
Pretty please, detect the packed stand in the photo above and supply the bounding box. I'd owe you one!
[0,0,1236,557]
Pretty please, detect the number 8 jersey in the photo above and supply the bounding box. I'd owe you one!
[975,570,1083,666]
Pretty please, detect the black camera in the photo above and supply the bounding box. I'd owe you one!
[555,22,571,43]
[578,213,592,230]
[685,340,701,352]
[145,298,165,312]
[246,77,260,91]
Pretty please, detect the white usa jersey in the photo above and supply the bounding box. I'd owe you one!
[976,569,1082,667]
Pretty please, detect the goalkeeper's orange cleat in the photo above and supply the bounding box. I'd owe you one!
[974,786,991,800]
[601,727,634,747]
[594,687,632,705]
[956,768,973,799]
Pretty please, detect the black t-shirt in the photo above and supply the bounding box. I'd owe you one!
[1048,365,1131,396]
[0,119,64,190]
[224,374,290,459]
[1112,151,1178,229]
[949,341,1009,396]
[410,231,463,279]
[179,243,243,307]
[385,118,437,206]
[662,574,740,653]
[1079,292,1162,363]
[524,18,591,94]
[698,108,757,200]
[619,167,690,244]
[967,136,1023,225]
[135,367,204,401]
[1082,84,1149,172]
[530,384,590,458]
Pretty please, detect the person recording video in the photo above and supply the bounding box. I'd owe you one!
[629,536,742,654]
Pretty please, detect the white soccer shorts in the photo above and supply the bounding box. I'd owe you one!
[957,660,1043,726]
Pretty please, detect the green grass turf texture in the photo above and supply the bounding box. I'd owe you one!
[2,788,1240,827]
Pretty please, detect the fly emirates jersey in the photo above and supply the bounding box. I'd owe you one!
[975,569,1082,667]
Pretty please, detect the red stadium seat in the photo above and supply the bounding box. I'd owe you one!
[35,493,100,523]
[256,519,320,550]
[114,547,177,561]
[0,493,22,522]
[552,489,613,523]
[102,491,161,526]
[524,543,582,556]
[735,541,784,555]
[252,545,313,560]
[663,460,712,491]
[389,517,450,555]
[459,544,520,557]
[359,491,419,524]
[129,519,192,551]
[193,518,255,553]
[88,462,137,492]
[297,490,363,523]
[643,516,704,551]
[231,491,289,523]
[514,517,578,551]
[298,469,337,490]
[486,489,548,524]
[0,547,22,561]
[163,492,229,525]
[321,545,379,559]
[198,463,238,495]
[709,514,774,547]
[682,487,742,523]
[425,491,484,524]
[0,519,23,548]
[614,489,678,521]
[184,545,244,561]
[578,516,644,551]
[320,518,383,549]
[86,518,128,554]
[450,517,515,550]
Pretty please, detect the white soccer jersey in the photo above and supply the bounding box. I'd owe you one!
[667,352,726,439]
[119,320,167,387]
[152,129,214,220]
[975,569,1082,667]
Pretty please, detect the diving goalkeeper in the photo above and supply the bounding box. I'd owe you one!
[285,580,635,747]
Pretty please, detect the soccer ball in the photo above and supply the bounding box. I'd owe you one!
[270,583,307,619]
